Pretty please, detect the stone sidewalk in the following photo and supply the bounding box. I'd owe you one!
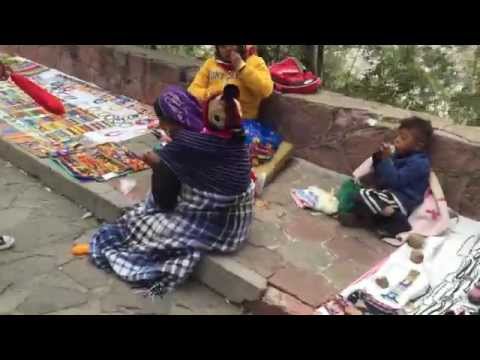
[0,126,395,315]
[0,129,395,314]
[0,158,241,315]
[241,159,393,314]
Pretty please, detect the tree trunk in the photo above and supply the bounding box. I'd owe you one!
[318,46,325,78]
[302,45,314,72]
[302,45,325,76]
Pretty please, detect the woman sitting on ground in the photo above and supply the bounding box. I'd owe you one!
[89,85,254,296]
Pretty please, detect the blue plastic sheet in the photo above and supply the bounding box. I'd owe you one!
[242,119,282,149]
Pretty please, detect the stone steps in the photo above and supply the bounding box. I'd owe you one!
[0,136,271,310]
[0,134,394,314]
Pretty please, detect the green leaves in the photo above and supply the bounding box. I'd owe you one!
[138,45,480,126]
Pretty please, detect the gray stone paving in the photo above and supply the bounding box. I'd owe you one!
[0,158,241,315]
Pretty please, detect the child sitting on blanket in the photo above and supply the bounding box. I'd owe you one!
[339,117,434,238]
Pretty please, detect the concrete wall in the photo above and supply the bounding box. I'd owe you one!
[0,45,201,106]
[1,45,480,220]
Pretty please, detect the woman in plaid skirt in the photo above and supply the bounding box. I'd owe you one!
[89,85,254,296]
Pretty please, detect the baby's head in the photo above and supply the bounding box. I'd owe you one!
[394,117,433,155]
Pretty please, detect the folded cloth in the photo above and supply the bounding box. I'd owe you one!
[291,186,339,215]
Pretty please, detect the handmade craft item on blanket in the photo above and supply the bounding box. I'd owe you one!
[382,270,421,303]
[10,73,65,115]
[54,143,148,181]
[243,120,282,165]
[0,61,155,158]
[316,296,363,315]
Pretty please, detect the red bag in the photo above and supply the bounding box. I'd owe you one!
[269,57,322,94]
[10,73,65,115]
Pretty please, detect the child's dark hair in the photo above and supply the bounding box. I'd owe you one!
[215,45,247,60]
[399,116,434,150]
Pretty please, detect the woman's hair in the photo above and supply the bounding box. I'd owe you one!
[153,98,166,120]
[221,84,241,128]
[399,116,434,150]
[153,86,204,132]
[215,45,247,61]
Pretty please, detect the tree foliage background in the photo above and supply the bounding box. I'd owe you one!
[142,45,480,126]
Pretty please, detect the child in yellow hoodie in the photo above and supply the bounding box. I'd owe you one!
[188,46,292,194]
[188,45,273,120]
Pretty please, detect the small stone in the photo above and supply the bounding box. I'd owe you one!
[410,250,424,264]
[375,276,389,289]
[407,234,426,249]
[255,200,269,209]
[344,305,363,315]
[81,212,93,220]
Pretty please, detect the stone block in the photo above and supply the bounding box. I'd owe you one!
[17,285,88,315]
[246,286,314,315]
[297,145,351,175]
[343,126,394,171]
[235,244,285,278]
[431,134,477,173]
[460,179,480,220]
[322,259,369,290]
[324,231,386,266]
[248,220,288,249]
[277,240,335,274]
[61,259,110,290]
[172,281,242,315]
[194,255,267,304]
[284,213,338,243]
[269,264,336,307]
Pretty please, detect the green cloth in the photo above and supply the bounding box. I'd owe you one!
[336,179,361,214]
[153,143,163,153]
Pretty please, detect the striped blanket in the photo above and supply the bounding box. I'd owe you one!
[90,184,254,296]
[316,216,480,315]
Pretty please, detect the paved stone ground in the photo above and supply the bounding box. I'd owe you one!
[243,159,394,313]
[103,155,396,314]
[0,158,242,315]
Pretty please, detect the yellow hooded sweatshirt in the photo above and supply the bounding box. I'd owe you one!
[188,55,274,119]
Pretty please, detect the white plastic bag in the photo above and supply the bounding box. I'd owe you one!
[308,187,339,215]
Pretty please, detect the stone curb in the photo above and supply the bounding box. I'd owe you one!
[0,137,268,306]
